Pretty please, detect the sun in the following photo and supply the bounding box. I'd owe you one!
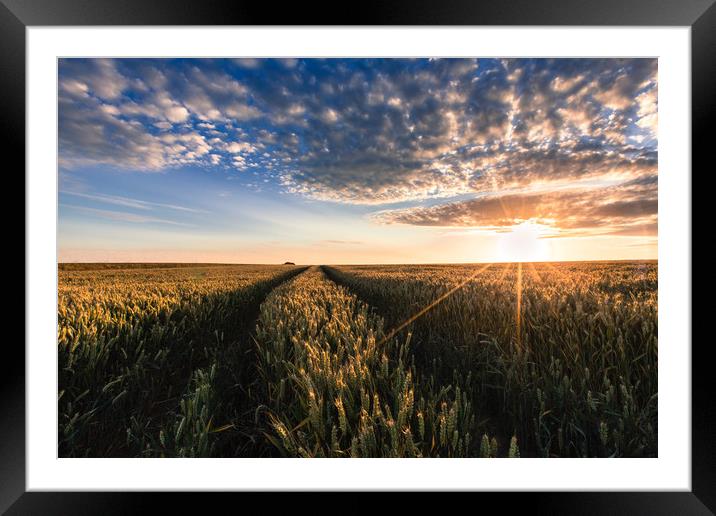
[496,222,551,263]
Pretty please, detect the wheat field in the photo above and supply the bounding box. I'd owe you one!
[58,261,657,458]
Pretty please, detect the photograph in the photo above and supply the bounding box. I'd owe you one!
[57,57,658,459]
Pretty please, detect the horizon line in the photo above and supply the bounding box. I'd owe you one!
[58,258,658,266]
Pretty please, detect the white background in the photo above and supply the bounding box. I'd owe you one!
[27,27,691,491]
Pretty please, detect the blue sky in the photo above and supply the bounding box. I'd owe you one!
[58,58,657,263]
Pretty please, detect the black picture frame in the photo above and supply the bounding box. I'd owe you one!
[5,0,713,512]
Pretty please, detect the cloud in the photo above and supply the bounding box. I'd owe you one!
[320,239,363,245]
[61,204,195,226]
[166,105,190,123]
[373,175,657,236]
[59,58,657,213]
[59,59,128,100]
[226,141,257,154]
[61,191,209,213]
[278,58,299,69]
[59,93,168,169]
[60,79,89,97]
[234,58,261,69]
[321,108,339,123]
[635,85,658,135]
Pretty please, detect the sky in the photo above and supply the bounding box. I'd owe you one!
[58,58,657,264]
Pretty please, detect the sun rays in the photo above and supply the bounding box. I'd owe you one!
[516,262,523,354]
[378,262,494,346]
[377,258,531,356]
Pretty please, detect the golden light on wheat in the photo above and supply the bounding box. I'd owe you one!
[58,260,657,458]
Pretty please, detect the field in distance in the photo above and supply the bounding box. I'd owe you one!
[57,262,287,271]
[58,260,657,458]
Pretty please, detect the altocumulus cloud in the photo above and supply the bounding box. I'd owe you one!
[59,58,657,234]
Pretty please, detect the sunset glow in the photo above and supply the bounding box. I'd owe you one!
[58,58,657,264]
[496,222,551,263]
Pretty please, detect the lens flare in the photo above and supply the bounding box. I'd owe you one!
[496,222,551,263]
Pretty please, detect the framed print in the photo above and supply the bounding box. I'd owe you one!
[5,0,714,512]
